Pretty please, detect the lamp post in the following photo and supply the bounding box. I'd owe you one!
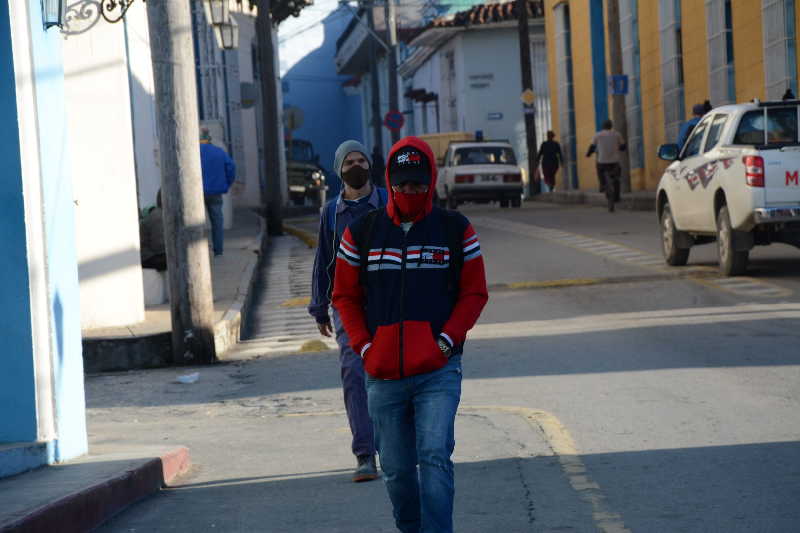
[214,17,240,50]
[42,0,66,28]
[203,0,230,26]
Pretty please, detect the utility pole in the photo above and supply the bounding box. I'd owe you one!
[516,0,539,195]
[384,0,400,144]
[257,0,284,235]
[605,0,630,192]
[146,0,216,363]
[366,2,384,168]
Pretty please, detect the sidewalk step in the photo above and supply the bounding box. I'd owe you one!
[0,447,190,533]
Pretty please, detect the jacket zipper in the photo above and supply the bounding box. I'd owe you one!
[398,229,407,378]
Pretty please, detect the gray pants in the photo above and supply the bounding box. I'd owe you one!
[332,309,376,458]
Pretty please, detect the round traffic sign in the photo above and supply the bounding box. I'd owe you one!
[384,110,405,131]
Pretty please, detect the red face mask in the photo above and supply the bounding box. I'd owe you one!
[393,191,428,220]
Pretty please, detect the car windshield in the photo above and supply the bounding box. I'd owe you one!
[453,146,517,165]
[287,142,314,162]
[733,107,799,145]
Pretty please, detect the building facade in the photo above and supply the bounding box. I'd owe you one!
[545,0,800,192]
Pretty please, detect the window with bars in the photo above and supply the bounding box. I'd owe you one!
[659,0,686,143]
[554,4,577,189]
[763,0,798,100]
[706,0,736,105]
[620,0,644,169]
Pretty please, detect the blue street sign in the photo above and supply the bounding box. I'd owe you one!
[610,75,628,95]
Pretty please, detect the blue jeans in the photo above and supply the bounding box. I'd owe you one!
[367,356,462,533]
[332,310,376,458]
[205,194,224,255]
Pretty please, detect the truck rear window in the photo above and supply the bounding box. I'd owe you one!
[454,147,517,165]
[733,107,799,145]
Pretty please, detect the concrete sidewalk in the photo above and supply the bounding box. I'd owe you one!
[81,208,266,372]
[532,189,656,211]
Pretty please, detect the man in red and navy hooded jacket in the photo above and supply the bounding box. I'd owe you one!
[332,136,488,533]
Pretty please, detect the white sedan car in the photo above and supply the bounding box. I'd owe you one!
[436,141,524,208]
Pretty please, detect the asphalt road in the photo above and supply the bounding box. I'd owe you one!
[89,201,800,532]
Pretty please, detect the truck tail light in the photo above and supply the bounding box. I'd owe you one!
[503,174,521,183]
[455,174,474,183]
[743,155,764,187]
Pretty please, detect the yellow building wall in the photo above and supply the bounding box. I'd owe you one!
[544,0,560,139]
[567,1,597,190]
[731,0,764,102]
[680,0,710,112]
[637,0,668,190]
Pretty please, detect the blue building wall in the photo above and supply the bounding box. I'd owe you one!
[0,1,87,467]
[0,0,39,445]
[590,0,609,131]
[282,10,363,198]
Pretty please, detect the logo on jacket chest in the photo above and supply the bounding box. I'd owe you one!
[406,245,450,269]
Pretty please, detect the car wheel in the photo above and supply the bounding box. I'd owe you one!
[716,205,748,276]
[447,192,458,210]
[660,203,690,266]
[499,199,509,208]
[511,196,521,208]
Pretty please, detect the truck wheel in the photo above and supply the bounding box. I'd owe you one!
[716,205,748,276]
[660,203,690,266]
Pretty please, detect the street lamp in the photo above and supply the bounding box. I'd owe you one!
[42,0,65,29]
[214,17,239,50]
[203,0,230,26]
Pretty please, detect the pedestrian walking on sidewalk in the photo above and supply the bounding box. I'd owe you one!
[536,130,563,191]
[332,136,489,533]
[586,119,626,212]
[308,140,388,482]
[199,128,236,256]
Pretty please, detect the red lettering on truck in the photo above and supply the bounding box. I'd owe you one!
[787,171,800,186]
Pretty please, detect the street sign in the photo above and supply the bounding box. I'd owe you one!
[384,110,405,131]
[609,75,629,95]
[284,106,304,131]
[520,88,535,105]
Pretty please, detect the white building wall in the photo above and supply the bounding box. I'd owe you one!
[63,19,145,329]
[123,3,160,210]
[232,13,261,208]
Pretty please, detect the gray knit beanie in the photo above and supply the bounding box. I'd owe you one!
[333,140,371,179]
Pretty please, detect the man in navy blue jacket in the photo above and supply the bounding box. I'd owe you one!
[199,129,236,256]
[308,140,387,482]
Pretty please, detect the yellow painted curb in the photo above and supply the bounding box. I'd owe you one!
[296,339,330,353]
[283,223,318,248]
[505,278,602,290]
[280,296,311,308]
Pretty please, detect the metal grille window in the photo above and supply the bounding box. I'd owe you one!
[554,4,578,189]
[620,0,644,169]
[659,0,685,143]
[763,0,798,99]
[706,0,736,105]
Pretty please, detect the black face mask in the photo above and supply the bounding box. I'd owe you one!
[341,165,370,190]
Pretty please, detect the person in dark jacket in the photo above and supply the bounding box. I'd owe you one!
[332,136,488,533]
[199,128,236,256]
[309,140,387,482]
[536,130,563,191]
[677,103,706,150]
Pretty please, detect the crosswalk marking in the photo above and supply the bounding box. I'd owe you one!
[471,215,792,299]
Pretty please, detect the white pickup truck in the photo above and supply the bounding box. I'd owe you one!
[656,100,800,275]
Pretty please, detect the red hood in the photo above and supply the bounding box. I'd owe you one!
[385,136,438,225]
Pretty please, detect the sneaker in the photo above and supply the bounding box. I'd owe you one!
[353,455,379,483]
